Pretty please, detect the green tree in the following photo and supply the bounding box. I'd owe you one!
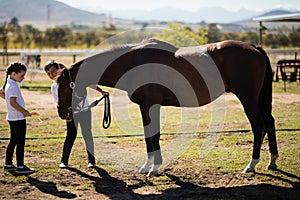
[264,34,277,47]
[277,34,291,47]
[8,17,20,28]
[289,27,300,47]
[83,31,99,48]
[222,32,240,41]
[207,23,221,43]
[73,32,85,47]
[44,27,73,48]
[20,25,41,48]
[157,22,208,47]
[240,31,259,44]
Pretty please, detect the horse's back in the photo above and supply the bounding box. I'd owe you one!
[174,40,268,101]
[208,40,267,99]
[132,38,178,52]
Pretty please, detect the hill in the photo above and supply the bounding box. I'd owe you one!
[0,0,115,29]
[0,0,299,32]
[235,9,300,29]
[108,7,260,24]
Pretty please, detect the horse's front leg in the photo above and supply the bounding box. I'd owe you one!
[138,104,162,176]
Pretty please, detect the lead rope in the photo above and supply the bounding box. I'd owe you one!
[67,69,111,128]
[89,95,111,129]
[102,95,111,129]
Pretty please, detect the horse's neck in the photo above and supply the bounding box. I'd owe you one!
[79,41,177,90]
[70,64,80,81]
[90,48,134,89]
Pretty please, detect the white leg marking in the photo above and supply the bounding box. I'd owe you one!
[147,164,160,177]
[243,158,260,173]
[138,156,154,174]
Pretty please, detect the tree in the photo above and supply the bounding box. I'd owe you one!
[157,22,208,47]
[289,27,300,47]
[83,31,98,48]
[239,32,259,44]
[264,34,276,48]
[277,34,291,47]
[0,22,9,64]
[22,25,41,48]
[44,27,73,48]
[8,17,20,28]
[207,24,221,43]
[222,32,240,41]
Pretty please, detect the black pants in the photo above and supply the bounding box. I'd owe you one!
[6,119,26,166]
[61,109,95,165]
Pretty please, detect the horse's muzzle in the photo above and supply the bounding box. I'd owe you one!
[57,105,73,120]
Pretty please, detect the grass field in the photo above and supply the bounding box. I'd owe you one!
[0,73,299,199]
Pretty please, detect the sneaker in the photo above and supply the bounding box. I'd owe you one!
[15,165,35,175]
[4,165,16,172]
[59,162,68,168]
[88,163,96,168]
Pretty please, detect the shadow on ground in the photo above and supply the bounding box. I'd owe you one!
[28,177,76,199]
[26,167,299,200]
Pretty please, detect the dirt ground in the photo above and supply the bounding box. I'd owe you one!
[0,88,299,199]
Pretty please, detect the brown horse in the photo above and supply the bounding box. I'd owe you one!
[57,38,278,175]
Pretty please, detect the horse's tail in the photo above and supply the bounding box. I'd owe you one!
[256,46,273,115]
[256,46,278,155]
[256,46,277,142]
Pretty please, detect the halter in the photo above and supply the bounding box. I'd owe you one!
[60,68,111,129]
[57,69,75,120]
[67,69,76,89]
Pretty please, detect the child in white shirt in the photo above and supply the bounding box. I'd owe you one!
[0,62,35,175]
[44,60,108,168]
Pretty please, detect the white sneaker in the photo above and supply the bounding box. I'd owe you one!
[88,163,96,168]
[59,162,68,168]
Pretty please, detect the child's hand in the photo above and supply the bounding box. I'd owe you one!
[0,87,5,99]
[101,90,109,96]
[23,110,32,117]
[30,111,40,116]
[95,86,109,96]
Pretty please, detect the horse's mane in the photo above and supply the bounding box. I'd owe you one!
[69,59,84,71]
[108,38,176,52]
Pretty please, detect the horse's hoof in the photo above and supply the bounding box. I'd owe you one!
[266,164,277,170]
[147,170,159,177]
[138,167,148,174]
[242,167,255,173]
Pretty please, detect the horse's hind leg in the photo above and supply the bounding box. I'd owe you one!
[240,100,264,173]
[138,104,162,176]
[263,113,279,170]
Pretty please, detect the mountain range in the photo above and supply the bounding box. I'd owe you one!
[0,0,107,28]
[108,7,260,23]
[0,0,299,30]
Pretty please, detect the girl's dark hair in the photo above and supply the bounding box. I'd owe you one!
[44,60,65,71]
[2,62,27,90]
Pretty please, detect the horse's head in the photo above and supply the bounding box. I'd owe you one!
[57,68,74,121]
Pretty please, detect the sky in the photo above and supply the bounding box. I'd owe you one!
[56,0,300,12]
